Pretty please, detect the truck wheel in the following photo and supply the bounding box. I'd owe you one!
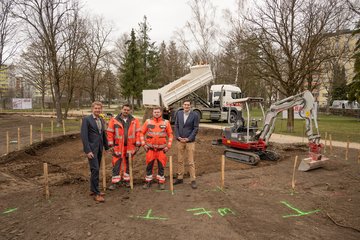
[229,111,237,123]
[194,110,201,119]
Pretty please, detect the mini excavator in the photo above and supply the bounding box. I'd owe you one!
[222,90,328,171]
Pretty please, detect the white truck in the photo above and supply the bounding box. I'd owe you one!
[142,64,243,123]
[330,100,359,109]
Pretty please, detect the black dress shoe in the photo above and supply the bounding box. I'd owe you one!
[191,181,197,189]
[173,179,183,185]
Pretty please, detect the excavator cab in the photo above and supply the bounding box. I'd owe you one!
[222,97,273,165]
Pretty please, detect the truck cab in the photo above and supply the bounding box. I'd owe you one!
[210,85,242,108]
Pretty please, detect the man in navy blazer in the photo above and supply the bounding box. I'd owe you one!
[81,101,109,202]
[174,100,200,189]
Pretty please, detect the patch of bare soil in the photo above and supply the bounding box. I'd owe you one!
[0,128,359,240]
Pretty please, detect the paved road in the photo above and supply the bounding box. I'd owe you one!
[200,123,360,149]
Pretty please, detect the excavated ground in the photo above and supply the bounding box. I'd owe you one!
[0,115,359,240]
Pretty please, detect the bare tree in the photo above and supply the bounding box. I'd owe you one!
[82,16,112,102]
[18,40,49,108]
[62,7,86,119]
[14,0,77,126]
[0,0,19,67]
[175,0,218,64]
[113,33,130,70]
[244,0,352,131]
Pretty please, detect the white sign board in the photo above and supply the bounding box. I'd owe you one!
[282,102,317,119]
[12,98,32,109]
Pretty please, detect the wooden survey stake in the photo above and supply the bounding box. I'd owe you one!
[345,137,349,161]
[41,123,44,141]
[169,156,174,194]
[62,120,66,135]
[292,156,298,191]
[221,155,225,189]
[102,152,106,191]
[43,163,50,199]
[17,128,20,150]
[30,125,33,145]
[51,121,54,137]
[6,131,9,154]
[129,153,134,190]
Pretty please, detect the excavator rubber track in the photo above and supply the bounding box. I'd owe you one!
[224,148,260,165]
[256,150,280,161]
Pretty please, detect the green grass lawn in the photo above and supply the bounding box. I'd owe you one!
[274,114,360,142]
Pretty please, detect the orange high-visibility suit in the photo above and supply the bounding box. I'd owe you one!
[141,117,173,183]
[107,114,141,183]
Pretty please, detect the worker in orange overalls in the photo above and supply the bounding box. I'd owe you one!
[107,104,141,189]
[141,106,173,190]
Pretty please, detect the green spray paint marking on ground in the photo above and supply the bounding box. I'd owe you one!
[187,208,213,218]
[155,189,182,193]
[130,209,168,221]
[218,208,236,217]
[281,201,320,218]
[2,208,18,214]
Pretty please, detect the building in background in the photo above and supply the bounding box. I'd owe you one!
[316,29,359,108]
[0,65,9,99]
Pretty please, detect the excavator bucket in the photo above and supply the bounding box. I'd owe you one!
[298,156,329,172]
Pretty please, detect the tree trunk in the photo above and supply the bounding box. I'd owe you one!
[286,108,294,133]
[41,92,45,109]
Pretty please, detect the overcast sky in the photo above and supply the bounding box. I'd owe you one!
[82,0,237,44]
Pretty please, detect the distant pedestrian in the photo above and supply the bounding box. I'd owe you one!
[174,100,199,189]
[141,107,173,190]
[107,104,141,190]
[81,101,109,202]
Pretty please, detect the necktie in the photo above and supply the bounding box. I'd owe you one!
[95,118,102,133]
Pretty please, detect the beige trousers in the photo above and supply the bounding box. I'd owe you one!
[176,141,196,181]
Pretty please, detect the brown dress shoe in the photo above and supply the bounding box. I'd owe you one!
[94,195,105,203]
[90,191,105,196]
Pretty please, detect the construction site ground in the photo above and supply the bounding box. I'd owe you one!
[0,114,359,240]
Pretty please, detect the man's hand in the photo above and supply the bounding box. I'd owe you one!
[163,147,169,153]
[87,152,94,159]
[143,145,149,152]
[107,147,114,154]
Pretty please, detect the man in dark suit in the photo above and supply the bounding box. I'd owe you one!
[81,101,109,202]
[174,100,200,189]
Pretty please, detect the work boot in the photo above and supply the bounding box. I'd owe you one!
[158,183,165,190]
[142,182,151,189]
[173,179,183,185]
[191,181,197,189]
[108,184,117,190]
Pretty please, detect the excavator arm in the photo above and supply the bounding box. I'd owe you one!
[258,91,327,168]
[259,90,319,145]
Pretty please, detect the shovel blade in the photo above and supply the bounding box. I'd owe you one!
[298,157,329,172]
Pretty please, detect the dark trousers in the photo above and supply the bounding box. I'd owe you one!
[88,149,102,195]
[112,156,129,176]
[146,160,164,178]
